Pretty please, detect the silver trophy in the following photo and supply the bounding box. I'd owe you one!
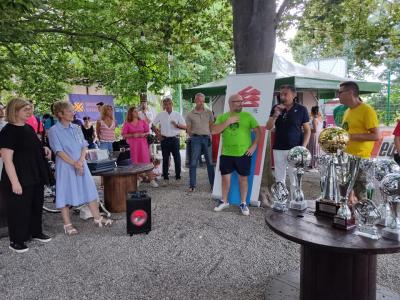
[359,158,376,200]
[316,155,331,200]
[354,199,382,239]
[333,153,360,229]
[287,146,311,211]
[375,159,400,226]
[380,173,400,241]
[271,182,289,212]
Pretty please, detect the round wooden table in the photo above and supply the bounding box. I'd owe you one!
[93,163,153,213]
[265,201,400,300]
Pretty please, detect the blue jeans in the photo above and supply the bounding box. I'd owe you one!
[99,141,113,152]
[189,136,214,188]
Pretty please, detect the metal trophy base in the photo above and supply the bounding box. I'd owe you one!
[315,199,341,219]
[272,201,288,212]
[355,225,381,240]
[289,200,307,211]
[382,227,400,241]
[333,215,356,230]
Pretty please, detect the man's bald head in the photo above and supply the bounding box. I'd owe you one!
[228,94,243,113]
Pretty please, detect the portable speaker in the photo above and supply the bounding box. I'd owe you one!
[126,190,151,235]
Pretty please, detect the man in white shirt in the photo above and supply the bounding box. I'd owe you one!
[153,97,186,185]
[138,94,156,127]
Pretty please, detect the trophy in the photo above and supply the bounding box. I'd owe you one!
[354,199,382,239]
[287,146,311,211]
[380,173,400,241]
[316,155,330,200]
[271,182,289,212]
[375,159,400,226]
[359,158,376,200]
[315,127,348,218]
[333,153,360,230]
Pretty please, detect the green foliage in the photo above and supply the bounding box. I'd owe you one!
[290,0,400,78]
[366,83,400,125]
[0,0,234,112]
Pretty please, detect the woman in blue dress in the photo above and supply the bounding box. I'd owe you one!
[48,101,113,235]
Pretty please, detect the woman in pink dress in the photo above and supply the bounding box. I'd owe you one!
[122,107,158,188]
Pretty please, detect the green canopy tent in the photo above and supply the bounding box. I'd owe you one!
[183,55,382,100]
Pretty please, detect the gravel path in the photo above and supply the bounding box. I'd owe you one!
[0,168,399,299]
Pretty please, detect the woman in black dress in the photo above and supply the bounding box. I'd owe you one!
[0,97,52,253]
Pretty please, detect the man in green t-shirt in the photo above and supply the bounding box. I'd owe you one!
[211,94,261,216]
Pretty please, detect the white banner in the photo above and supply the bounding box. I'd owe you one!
[212,73,276,206]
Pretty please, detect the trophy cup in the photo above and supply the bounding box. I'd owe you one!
[271,182,289,212]
[375,159,400,226]
[333,153,360,230]
[359,158,376,201]
[287,146,311,211]
[316,154,330,200]
[354,199,382,239]
[380,173,400,241]
[315,127,348,218]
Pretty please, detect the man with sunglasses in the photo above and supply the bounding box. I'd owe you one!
[266,85,310,199]
[212,94,261,216]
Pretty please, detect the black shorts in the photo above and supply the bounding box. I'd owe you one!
[219,154,251,176]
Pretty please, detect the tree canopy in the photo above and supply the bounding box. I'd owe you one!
[290,0,400,79]
[0,0,234,109]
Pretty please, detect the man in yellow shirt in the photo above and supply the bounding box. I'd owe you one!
[339,81,380,200]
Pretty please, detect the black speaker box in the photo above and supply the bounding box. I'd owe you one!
[126,190,151,235]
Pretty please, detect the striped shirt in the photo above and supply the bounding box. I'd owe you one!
[98,120,116,142]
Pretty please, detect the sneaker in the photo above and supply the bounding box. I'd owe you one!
[150,180,159,188]
[32,233,52,243]
[239,203,250,216]
[9,242,29,253]
[188,187,195,192]
[214,200,229,212]
[162,179,169,187]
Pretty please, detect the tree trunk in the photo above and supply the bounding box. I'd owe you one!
[233,0,277,74]
[232,0,278,205]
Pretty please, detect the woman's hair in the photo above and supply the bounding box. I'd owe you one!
[52,101,72,118]
[100,104,114,120]
[5,97,31,123]
[311,106,319,116]
[126,106,138,122]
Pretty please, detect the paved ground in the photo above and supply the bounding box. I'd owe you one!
[0,168,400,299]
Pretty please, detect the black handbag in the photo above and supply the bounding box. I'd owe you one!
[147,134,159,145]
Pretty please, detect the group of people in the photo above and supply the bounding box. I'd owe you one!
[1,80,399,254]
[0,98,114,253]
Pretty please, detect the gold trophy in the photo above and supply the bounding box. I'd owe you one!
[315,127,349,219]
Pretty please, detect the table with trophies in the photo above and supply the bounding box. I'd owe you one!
[265,127,400,300]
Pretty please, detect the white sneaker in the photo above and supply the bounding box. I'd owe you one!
[239,203,250,216]
[214,200,229,212]
[150,180,159,188]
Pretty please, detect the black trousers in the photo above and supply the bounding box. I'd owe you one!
[161,136,181,180]
[2,183,44,244]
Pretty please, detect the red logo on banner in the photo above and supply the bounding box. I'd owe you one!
[238,86,260,107]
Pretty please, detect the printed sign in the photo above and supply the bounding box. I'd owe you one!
[212,73,276,206]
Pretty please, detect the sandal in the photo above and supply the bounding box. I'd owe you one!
[94,217,113,228]
[63,224,78,235]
